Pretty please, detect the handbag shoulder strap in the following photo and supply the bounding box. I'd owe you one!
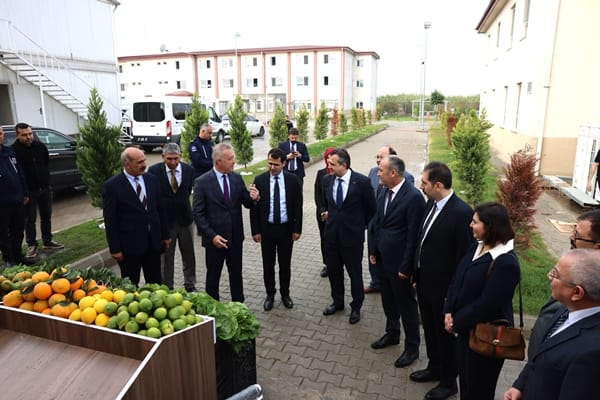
[485,252,523,329]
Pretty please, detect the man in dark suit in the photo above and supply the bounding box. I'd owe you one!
[279,128,309,186]
[189,122,214,179]
[504,248,600,400]
[369,155,425,368]
[321,148,376,324]
[103,147,171,285]
[250,148,303,311]
[410,161,474,400]
[147,143,197,292]
[192,143,260,302]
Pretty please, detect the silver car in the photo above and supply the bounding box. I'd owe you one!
[221,114,265,137]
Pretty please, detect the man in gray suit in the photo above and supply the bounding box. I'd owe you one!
[192,143,259,302]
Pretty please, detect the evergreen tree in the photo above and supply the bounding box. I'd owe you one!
[339,112,348,134]
[228,95,254,168]
[269,104,288,148]
[313,101,329,140]
[180,95,209,163]
[76,88,122,208]
[350,108,360,131]
[366,110,372,125]
[295,105,310,143]
[430,89,445,118]
[451,109,493,206]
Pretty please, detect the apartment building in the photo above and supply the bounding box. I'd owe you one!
[0,0,121,133]
[118,45,379,120]
[476,0,600,201]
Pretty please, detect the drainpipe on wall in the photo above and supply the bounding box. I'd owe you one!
[535,0,561,175]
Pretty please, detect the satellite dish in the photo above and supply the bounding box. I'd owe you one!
[159,44,166,52]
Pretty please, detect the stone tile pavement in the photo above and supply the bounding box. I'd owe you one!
[161,121,582,399]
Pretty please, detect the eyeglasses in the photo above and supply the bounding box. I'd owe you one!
[547,266,579,288]
[571,225,599,244]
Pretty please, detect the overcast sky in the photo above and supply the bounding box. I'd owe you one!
[114,0,488,96]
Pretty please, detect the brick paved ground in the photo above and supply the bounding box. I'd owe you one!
[163,121,567,399]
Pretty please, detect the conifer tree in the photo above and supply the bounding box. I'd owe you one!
[351,108,360,131]
[180,95,209,163]
[76,88,122,208]
[269,104,288,148]
[339,112,348,134]
[228,95,254,168]
[313,101,329,140]
[295,105,310,143]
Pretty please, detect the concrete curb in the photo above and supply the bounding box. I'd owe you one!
[70,248,116,271]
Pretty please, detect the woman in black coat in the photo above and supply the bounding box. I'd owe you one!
[444,202,520,400]
[314,147,335,278]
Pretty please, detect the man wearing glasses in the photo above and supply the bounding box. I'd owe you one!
[503,248,600,400]
[527,209,600,358]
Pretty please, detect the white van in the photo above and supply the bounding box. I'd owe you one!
[130,96,226,152]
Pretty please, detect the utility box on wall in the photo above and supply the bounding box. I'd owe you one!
[573,124,600,201]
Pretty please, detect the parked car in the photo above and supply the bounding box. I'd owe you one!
[1,125,84,191]
[221,114,265,137]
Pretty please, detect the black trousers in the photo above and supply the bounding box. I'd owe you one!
[0,202,25,263]
[456,333,504,400]
[24,187,53,246]
[325,241,364,311]
[205,239,244,302]
[260,223,293,298]
[417,286,458,386]
[118,236,162,286]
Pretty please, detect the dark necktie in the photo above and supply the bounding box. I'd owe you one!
[289,142,297,171]
[134,177,147,209]
[545,309,569,341]
[416,202,437,267]
[336,178,344,208]
[170,168,178,193]
[273,176,281,224]
[385,189,394,215]
[222,174,230,204]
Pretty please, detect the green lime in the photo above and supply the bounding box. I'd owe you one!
[135,311,149,324]
[160,321,174,336]
[139,298,153,313]
[182,300,193,313]
[125,319,139,333]
[173,318,187,331]
[103,302,118,316]
[128,300,140,315]
[147,327,161,339]
[145,317,160,329]
[153,306,167,321]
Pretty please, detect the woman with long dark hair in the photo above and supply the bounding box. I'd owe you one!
[444,202,520,400]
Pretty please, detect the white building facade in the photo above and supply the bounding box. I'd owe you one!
[118,45,379,121]
[476,0,600,186]
[0,0,121,134]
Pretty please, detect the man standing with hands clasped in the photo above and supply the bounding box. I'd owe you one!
[369,155,425,368]
[279,128,309,187]
[250,148,302,311]
[192,143,260,302]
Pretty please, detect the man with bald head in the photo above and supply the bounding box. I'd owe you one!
[103,146,171,285]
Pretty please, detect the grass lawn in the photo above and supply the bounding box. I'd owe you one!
[428,127,553,314]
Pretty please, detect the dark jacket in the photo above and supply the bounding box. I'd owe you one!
[0,144,27,204]
[12,140,50,191]
[147,161,195,228]
[188,136,213,179]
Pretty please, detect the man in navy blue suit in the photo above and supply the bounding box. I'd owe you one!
[369,155,425,368]
[192,143,260,302]
[321,148,376,324]
[504,248,600,400]
[279,128,309,187]
[147,143,197,292]
[103,146,171,285]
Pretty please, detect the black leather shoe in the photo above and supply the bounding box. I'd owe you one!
[263,297,274,311]
[371,333,400,349]
[410,369,440,383]
[425,383,458,400]
[320,266,328,277]
[349,309,360,324]
[394,349,419,368]
[323,304,344,315]
[282,296,294,309]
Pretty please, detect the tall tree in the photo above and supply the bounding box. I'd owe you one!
[430,89,445,117]
[180,95,209,163]
[76,88,122,208]
[339,112,348,134]
[295,105,310,143]
[269,103,288,148]
[313,101,329,140]
[228,95,254,168]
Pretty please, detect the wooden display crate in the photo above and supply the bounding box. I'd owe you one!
[0,305,217,399]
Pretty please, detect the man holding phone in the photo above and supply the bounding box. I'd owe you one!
[279,128,309,188]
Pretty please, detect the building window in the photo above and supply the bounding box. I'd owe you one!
[527,82,532,94]
[201,80,212,88]
[496,22,501,48]
[296,76,309,86]
[118,65,123,73]
[157,62,161,65]
[509,5,515,49]
[223,79,234,88]
[515,82,522,129]
[120,83,126,91]
[246,78,258,87]
[246,57,258,67]
[356,101,364,109]
[324,76,329,86]
[256,100,262,111]
[271,77,282,87]
[304,55,308,64]
[176,80,181,89]
[175,61,180,70]
[523,0,531,38]
[356,80,364,88]
[207,60,211,68]
[324,54,329,64]
[222,59,233,68]
[163,62,167,65]
[356,59,364,67]
[271,56,277,66]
